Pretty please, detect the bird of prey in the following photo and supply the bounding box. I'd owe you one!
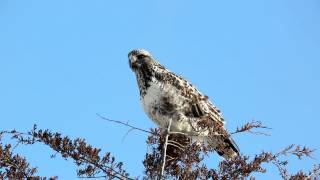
[128,49,239,159]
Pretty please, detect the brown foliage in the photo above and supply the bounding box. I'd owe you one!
[0,130,56,179]
[0,126,131,179]
[0,121,319,179]
[143,121,318,180]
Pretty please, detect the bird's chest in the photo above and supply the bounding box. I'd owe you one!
[141,80,186,127]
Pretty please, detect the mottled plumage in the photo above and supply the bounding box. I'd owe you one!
[128,49,239,159]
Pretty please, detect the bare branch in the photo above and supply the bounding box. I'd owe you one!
[97,113,153,134]
[159,119,172,180]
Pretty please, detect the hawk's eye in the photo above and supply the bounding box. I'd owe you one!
[137,54,146,59]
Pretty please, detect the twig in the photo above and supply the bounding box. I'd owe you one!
[159,119,172,180]
[169,131,189,136]
[276,144,315,160]
[2,128,133,180]
[231,121,271,136]
[308,165,320,179]
[166,155,175,161]
[167,142,183,150]
[167,140,185,150]
[97,113,153,134]
[121,128,136,143]
[78,175,107,179]
[77,155,130,180]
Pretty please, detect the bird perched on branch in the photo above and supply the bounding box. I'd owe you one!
[128,49,239,159]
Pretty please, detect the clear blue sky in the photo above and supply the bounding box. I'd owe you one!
[0,0,319,179]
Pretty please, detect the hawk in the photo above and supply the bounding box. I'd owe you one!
[128,49,239,159]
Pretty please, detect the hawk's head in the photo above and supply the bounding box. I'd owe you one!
[128,49,157,72]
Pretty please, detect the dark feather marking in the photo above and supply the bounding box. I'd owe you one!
[217,150,224,156]
[158,96,176,116]
[141,63,153,88]
[154,71,164,81]
[209,135,239,158]
[225,136,240,154]
[138,63,154,96]
[191,103,204,117]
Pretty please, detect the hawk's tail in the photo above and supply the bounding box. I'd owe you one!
[207,134,240,159]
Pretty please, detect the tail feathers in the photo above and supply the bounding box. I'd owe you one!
[208,135,240,159]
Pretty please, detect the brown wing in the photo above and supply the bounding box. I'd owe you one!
[153,63,239,158]
[154,68,225,123]
[170,72,224,119]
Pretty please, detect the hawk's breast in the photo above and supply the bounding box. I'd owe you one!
[141,77,191,130]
